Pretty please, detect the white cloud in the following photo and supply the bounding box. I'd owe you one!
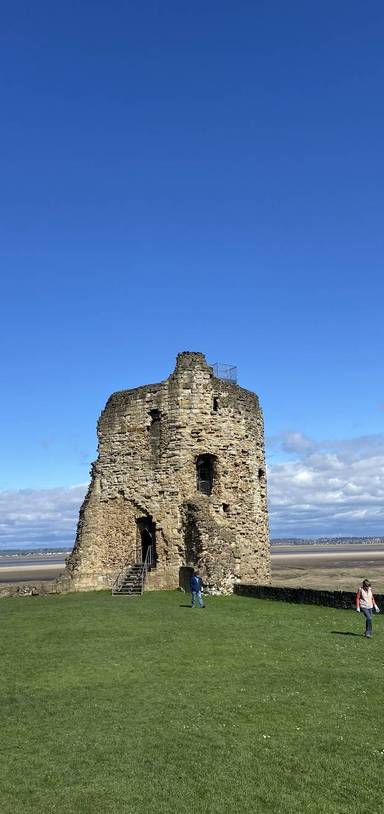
[0,485,88,550]
[267,432,384,536]
[280,431,316,455]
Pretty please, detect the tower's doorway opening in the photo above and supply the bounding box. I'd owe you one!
[179,565,194,592]
[136,516,156,566]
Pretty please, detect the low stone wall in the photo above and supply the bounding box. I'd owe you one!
[2,579,383,608]
[234,583,384,609]
[0,580,61,598]
[0,573,113,597]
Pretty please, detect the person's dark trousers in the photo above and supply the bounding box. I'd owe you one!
[191,590,204,608]
[361,607,373,636]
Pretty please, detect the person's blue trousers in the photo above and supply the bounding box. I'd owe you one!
[191,590,204,608]
[361,607,373,636]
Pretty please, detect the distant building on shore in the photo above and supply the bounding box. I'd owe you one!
[63,352,270,594]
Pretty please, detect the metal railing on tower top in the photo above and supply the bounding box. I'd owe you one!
[212,362,238,383]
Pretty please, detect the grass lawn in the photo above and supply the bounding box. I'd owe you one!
[1,592,383,813]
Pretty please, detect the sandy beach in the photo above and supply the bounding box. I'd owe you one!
[270,544,384,591]
[0,557,66,583]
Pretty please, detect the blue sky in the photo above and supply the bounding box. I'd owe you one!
[1,1,383,545]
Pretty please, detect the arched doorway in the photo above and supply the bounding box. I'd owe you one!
[136,516,156,565]
[179,565,194,592]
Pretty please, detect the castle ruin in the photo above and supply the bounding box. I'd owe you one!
[64,352,270,594]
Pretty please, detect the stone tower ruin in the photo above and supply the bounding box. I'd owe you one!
[65,352,270,594]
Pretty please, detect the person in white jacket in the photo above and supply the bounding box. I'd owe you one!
[356,579,380,638]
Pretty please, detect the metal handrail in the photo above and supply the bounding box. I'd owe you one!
[111,556,135,593]
[141,545,152,594]
[111,546,153,595]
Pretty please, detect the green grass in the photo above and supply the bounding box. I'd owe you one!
[1,592,383,813]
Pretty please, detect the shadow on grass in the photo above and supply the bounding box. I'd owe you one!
[331,631,363,637]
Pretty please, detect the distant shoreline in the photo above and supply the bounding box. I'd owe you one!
[0,549,71,558]
[1,538,384,558]
[271,537,384,546]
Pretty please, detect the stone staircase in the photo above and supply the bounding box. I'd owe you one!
[112,564,144,596]
[112,546,153,597]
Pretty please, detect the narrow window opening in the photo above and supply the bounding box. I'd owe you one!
[258,468,265,480]
[222,503,229,514]
[196,454,215,496]
[213,397,219,412]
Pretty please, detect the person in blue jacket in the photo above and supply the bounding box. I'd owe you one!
[190,570,205,608]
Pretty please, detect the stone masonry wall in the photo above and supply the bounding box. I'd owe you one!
[234,583,384,610]
[64,352,270,593]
